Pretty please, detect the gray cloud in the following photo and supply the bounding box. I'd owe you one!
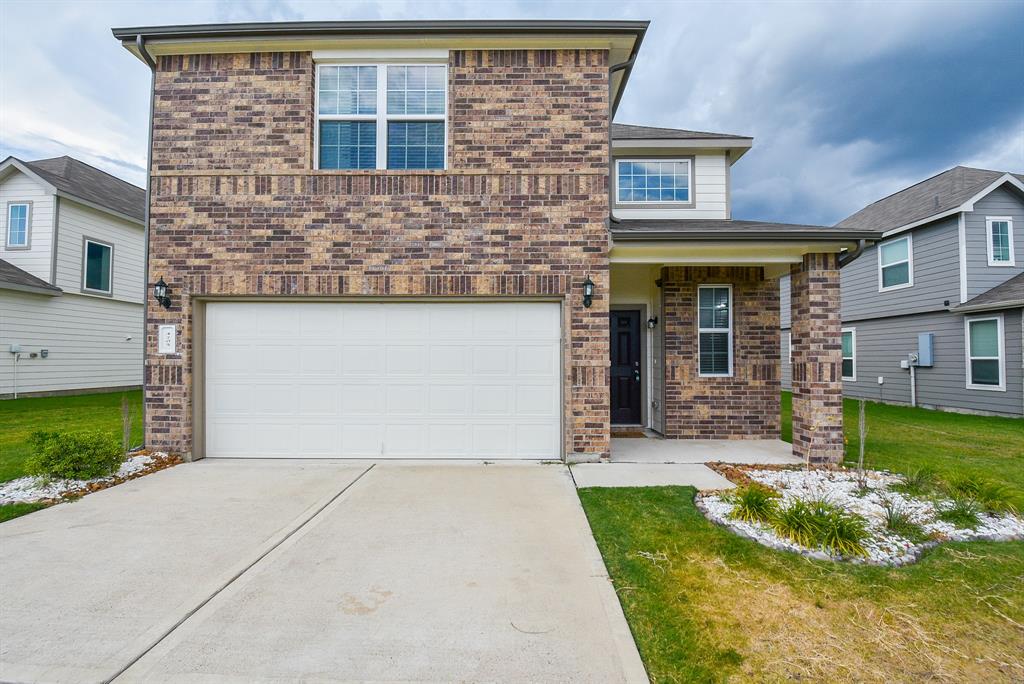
[2,0,1021,225]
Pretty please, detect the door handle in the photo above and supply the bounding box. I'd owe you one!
[633,369,641,382]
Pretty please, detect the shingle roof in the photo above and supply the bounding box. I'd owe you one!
[837,166,1024,233]
[0,259,62,296]
[611,218,881,240]
[19,156,145,222]
[953,272,1024,312]
[611,123,751,141]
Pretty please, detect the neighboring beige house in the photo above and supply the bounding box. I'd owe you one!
[0,156,145,398]
[114,19,882,463]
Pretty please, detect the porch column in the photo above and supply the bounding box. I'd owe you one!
[790,253,844,464]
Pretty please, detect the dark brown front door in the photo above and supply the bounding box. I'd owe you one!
[610,310,642,425]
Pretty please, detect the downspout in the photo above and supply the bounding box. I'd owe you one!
[607,54,636,226]
[136,34,156,448]
[838,239,868,267]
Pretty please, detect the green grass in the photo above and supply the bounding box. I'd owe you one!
[0,390,142,521]
[782,392,1024,496]
[582,396,1024,682]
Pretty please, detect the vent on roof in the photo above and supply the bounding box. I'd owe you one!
[934,194,940,210]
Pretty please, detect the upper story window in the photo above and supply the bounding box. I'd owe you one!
[616,159,691,204]
[986,216,1015,266]
[316,64,447,171]
[6,202,30,249]
[878,235,912,291]
[82,238,113,295]
[698,285,732,376]
[965,315,1004,390]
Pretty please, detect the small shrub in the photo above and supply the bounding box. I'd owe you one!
[25,430,124,481]
[880,498,928,543]
[727,484,780,524]
[943,473,1019,515]
[892,467,936,496]
[771,499,822,547]
[937,495,981,530]
[818,509,869,557]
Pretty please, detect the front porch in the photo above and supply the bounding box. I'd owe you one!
[607,237,850,465]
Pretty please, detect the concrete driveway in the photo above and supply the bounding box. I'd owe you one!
[0,460,646,683]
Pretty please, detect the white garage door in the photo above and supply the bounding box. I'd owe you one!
[204,302,561,459]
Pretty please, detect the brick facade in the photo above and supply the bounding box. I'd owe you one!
[145,49,611,460]
[789,253,845,464]
[660,267,781,439]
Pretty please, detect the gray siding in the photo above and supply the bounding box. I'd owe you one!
[841,216,961,320]
[1,290,143,396]
[781,330,792,389]
[779,274,791,329]
[964,186,1024,300]
[782,309,1023,417]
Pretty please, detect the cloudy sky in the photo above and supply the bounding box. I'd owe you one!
[1,0,1021,225]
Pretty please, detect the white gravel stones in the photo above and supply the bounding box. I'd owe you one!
[697,468,1024,566]
[0,453,166,505]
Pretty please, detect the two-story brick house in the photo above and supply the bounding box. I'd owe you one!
[113,20,880,464]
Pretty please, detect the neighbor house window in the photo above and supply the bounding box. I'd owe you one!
[841,328,856,381]
[82,238,112,295]
[6,202,29,248]
[616,159,692,204]
[965,315,1004,390]
[987,217,1015,266]
[698,285,732,376]
[316,63,446,170]
[878,235,912,290]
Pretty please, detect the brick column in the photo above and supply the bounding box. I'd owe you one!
[790,253,844,464]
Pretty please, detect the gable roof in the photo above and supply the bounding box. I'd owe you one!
[837,166,1024,235]
[0,259,62,296]
[953,272,1024,313]
[612,123,751,141]
[13,156,145,223]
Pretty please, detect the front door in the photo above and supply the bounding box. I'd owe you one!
[610,310,642,425]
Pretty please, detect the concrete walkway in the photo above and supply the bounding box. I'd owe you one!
[0,460,646,684]
[572,463,733,489]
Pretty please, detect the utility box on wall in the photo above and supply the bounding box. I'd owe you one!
[917,333,934,367]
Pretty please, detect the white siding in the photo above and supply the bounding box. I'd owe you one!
[0,170,54,283]
[0,290,143,396]
[54,199,145,304]
[613,152,729,220]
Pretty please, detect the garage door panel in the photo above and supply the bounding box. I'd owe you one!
[205,302,560,459]
[342,346,384,375]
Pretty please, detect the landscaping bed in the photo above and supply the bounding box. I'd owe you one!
[0,451,179,507]
[698,465,1024,566]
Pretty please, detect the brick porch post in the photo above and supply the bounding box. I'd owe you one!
[790,253,844,464]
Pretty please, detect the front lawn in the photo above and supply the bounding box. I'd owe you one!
[581,397,1024,682]
[0,390,143,520]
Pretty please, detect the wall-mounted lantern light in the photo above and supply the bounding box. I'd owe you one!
[647,316,658,329]
[153,277,172,309]
[582,276,595,308]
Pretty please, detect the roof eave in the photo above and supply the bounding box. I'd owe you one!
[0,281,63,297]
[951,300,1024,314]
[610,230,882,241]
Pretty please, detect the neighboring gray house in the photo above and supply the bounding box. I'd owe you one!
[782,166,1024,417]
[0,156,145,398]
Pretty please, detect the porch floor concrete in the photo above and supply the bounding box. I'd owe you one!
[571,463,733,489]
[611,437,801,465]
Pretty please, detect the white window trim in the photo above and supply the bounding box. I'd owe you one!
[964,314,1005,391]
[81,237,114,296]
[877,234,914,292]
[313,62,448,171]
[697,284,733,377]
[841,327,856,381]
[986,216,1015,266]
[5,201,31,250]
[615,158,693,205]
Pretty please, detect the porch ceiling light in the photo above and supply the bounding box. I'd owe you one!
[153,277,172,309]
[582,276,595,308]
